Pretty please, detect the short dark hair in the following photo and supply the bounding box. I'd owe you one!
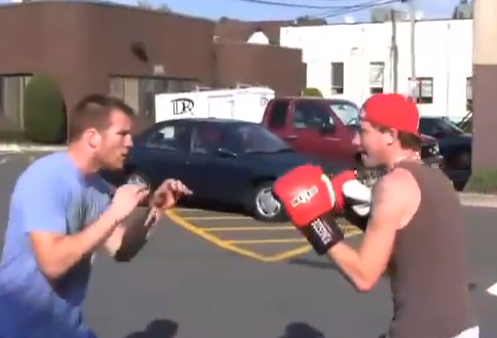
[372,123,421,151]
[69,94,135,142]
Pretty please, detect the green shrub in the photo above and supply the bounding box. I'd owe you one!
[301,87,323,97]
[23,74,66,144]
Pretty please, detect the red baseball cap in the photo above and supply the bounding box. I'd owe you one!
[359,93,420,136]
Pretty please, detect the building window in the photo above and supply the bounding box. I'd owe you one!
[411,77,433,104]
[109,77,198,117]
[369,62,384,94]
[331,62,344,94]
[0,75,32,130]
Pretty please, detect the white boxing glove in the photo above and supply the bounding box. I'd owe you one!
[342,179,372,217]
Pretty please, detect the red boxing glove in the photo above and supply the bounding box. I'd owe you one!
[329,170,359,214]
[273,165,344,255]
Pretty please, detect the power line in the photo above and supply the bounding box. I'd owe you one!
[310,0,399,19]
[227,0,397,10]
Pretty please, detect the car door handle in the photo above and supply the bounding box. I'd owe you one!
[284,135,297,140]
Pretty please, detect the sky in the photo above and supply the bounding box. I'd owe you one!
[117,0,463,22]
[0,0,464,23]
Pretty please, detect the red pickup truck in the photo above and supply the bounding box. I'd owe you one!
[260,96,442,171]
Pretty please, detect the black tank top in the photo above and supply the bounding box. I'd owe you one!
[387,161,477,338]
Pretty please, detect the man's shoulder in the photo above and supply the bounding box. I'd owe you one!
[16,152,77,192]
[373,168,420,207]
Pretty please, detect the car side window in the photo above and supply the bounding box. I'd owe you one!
[191,124,224,155]
[146,124,191,152]
[267,100,289,129]
[292,101,334,130]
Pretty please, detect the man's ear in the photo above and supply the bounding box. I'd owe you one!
[83,128,102,149]
[385,129,397,146]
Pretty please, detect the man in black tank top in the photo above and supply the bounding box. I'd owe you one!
[323,93,478,338]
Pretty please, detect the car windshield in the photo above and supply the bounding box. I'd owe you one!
[225,123,292,154]
[420,117,464,135]
[330,101,360,125]
[438,117,464,134]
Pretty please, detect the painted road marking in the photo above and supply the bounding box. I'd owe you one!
[204,226,294,232]
[181,215,249,220]
[174,208,207,213]
[0,157,8,165]
[487,282,497,296]
[165,208,362,263]
[226,238,306,244]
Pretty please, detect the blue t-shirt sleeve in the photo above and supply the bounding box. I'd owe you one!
[17,171,67,234]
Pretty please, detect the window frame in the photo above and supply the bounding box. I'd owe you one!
[411,77,434,104]
[144,120,193,153]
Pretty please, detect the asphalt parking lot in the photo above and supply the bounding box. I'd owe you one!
[2,152,497,338]
[166,207,361,263]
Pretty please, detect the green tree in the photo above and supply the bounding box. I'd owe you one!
[302,87,323,97]
[23,74,66,144]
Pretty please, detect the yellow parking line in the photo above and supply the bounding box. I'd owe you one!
[204,226,294,231]
[173,208,204,213]
[165,209,276,262]
[226,238,307,244]
[265,245,312,262]
[182,216,249,220]
[165,209,362,263]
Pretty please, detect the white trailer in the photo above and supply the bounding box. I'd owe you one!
[154,86,275,123]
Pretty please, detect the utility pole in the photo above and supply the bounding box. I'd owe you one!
[408,0,417,100]
[390,9,399,92]
[400,0,416,99]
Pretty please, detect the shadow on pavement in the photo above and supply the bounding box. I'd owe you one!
[277,322,325,338]
[123,319,179,338]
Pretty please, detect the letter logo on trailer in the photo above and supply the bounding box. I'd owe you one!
[171,98,194,116]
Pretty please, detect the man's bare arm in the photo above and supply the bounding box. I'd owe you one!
[327,169,418,291]
[29,209,119,280]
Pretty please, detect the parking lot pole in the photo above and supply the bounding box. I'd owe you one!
[472,0,497,169]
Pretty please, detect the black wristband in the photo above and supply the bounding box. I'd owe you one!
[303,213,344,255]
[342,204,370,232]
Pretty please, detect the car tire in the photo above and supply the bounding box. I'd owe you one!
[250,181,287,223]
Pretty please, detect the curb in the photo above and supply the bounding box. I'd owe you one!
[459,193,497,208]
[0,144,67,153]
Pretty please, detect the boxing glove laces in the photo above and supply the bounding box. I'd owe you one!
[273,165,344,255]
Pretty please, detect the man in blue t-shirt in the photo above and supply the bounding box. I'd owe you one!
[0,94,192,338]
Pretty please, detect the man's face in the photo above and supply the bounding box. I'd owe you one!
[352,120,390,168]
[94,109,133,170]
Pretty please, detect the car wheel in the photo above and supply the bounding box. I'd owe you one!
[251,181,287,223]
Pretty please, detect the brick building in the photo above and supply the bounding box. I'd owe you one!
[0,1,306,133]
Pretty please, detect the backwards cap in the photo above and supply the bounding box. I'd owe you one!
[359,93,420,136]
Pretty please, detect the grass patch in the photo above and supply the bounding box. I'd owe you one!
[465,170,497,194]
